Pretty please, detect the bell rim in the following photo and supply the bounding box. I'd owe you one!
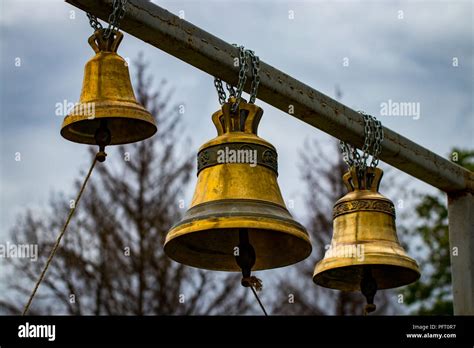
[313,254,420,290]
[61,103,157,145]
[62,100,154,120]
[166,215,310,245]
[164,214,312,271]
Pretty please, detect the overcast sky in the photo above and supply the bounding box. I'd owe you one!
[1,0,472,245]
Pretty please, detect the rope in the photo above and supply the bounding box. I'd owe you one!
[242,276,268,316]
[22,154,100,315]
[250,286,268,316]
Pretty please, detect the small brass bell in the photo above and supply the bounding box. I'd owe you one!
[164,98,312,271]
[61,29,157,146]
[313,166,420,312]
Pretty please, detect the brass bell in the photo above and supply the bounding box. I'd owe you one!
[313,166,420,311]
[164,99,312,272]
[61,29,157,145]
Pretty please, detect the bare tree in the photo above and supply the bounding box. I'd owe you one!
[0,55,253,315]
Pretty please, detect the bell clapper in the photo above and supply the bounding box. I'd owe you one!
[361,266,378,315]
[94,120,111,162]
[235,229,267,315]
[235,229,260,289]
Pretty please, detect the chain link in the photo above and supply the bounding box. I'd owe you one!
[370,118,384,168]
[86,0,127,39]
[225,83,236,98]
[359,112,372,171]
[213,45,260,110]
[87,12,103,31]
[247,50,260,104]
[339,111,384,171]
[339,141,353,167]
[214,78,227,105]
[231,46,249,112]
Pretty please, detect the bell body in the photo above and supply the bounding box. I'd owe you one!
[165,99,311,271]
[61,30,156,145]
[313,167,420,291]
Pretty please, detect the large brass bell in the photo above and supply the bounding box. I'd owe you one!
[313,166,420,311]
[61,29,157,145]
[165,99,312,272]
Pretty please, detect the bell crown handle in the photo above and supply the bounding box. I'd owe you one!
[368,167,383,191]
[88,29,124,53]
[343,167,384,192]
[212,98,264,136]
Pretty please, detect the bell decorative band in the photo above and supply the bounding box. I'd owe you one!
[197,143,278,175]
[333,199,395,218]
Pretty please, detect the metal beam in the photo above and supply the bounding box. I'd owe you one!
[448,192,474,314]
[65,0,474,194]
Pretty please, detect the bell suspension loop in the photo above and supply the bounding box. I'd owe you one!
[339,113,383,191]
[213,44,260,111]
[86,0,128,40]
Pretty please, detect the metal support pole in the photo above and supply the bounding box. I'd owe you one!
[65,0,474,195]
[448,192,474,315]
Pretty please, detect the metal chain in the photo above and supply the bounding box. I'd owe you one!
[339,111,384,171]
[359,112,373,172]
[87,12,103,31]
[339,141,354,167]
[247,50,260,104]
[339,112,368,169]
[225,83,236,98]
[86,0,127,39]
[214,78,227,105]
[214,45,245,106]
[231,46,249,112]
[213,45,260,110]
[370,118,384,168]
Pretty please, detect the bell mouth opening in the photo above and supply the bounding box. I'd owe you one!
[61,115,157,145]
[313,263,420,291]
[164,225,312,272]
